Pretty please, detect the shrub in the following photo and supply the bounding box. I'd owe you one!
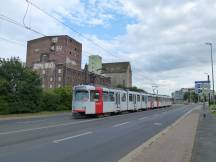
[41,86,72,111]
[0,58,42,114]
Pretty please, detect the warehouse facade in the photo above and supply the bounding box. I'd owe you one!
[26,35,111,89]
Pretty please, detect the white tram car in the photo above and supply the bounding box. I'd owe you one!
[72,85,172,116]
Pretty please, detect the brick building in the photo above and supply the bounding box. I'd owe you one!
[27,35,82,70]
[26,35,111,88]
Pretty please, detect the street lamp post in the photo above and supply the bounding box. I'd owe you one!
[152,85,159,108]
[204,72,210,104]
[206,42,215,105]
[152,85,158,95]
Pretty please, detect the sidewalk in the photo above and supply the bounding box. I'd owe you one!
[118,107,201,162]
[191,111,216,162]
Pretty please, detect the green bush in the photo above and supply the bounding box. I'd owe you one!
[0,57,73,114]
[41,86,72,111]
[209,104,216,111]
[0,96,9,114]
[0,57,42,114]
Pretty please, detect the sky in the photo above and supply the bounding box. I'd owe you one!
[1,0,216,95]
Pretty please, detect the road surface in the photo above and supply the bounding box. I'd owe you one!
[0,104,197,162]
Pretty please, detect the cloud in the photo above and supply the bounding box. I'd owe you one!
[1,0,216,95]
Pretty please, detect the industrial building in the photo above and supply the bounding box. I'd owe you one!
[87,55,132,88]
[26,35,111,89]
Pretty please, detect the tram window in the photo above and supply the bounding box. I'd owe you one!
[137,95,140,102]
[144,96,147,103]
[129,94,133,102]
[103,91,109,102]
[90,90,100,101]
[142,95,145,102]
[75,90,89,101]
[148,96,152,101]
[109,92,115,102]
[121,93,126,102]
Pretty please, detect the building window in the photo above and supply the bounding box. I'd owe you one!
[123,80,125,87]
[58,69,62,73]
[58,77,61,81]
[49,84,53,88]
[50,77,53,81]
[40,54,49,62]
[42,70,45,74]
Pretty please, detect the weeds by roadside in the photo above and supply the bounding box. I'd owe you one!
[209,105,216,116]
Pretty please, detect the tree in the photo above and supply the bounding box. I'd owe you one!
[116,85,147,93]
[0,57,42,114]
[183,92,198,103]
[183,92,190,101]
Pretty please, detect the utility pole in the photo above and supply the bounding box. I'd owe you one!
[204,73,210,105]
[206,42,215,105]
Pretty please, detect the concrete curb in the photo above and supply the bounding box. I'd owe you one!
[0,111,70,121]
[118,106,201,162]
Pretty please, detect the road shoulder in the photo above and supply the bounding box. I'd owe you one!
[118,106,200,162]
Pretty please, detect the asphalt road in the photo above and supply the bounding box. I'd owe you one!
[0,104,198,162]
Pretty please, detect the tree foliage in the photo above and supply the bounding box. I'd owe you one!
[41,86,72,111]
[116,85,147,93]
[0,57,43,114]
[183,92,198,102]
[0,57,73,114]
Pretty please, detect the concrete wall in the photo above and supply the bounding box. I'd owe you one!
[103,65,132,88]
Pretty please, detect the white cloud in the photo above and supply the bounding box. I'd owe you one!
[1,0,216,95]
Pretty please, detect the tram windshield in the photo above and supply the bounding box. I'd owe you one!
[75,90,89,101]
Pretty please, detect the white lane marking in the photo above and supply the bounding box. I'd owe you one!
[17,119,47,124]
[0,118,101,135]
[113,122,130,127]
[0,106,181,135]
[0,111,146,135]
[117,107,199,162]
[139,117,148,120]
[53,131,92,144]
[154,122,162,126]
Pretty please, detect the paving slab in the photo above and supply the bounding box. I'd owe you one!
[118,106,200,162]
[191,111,216,162]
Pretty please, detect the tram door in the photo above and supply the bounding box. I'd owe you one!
[133,94,137,109]
[115,92,121,109]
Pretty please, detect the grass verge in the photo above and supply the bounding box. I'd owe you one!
[209,105,216,116]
